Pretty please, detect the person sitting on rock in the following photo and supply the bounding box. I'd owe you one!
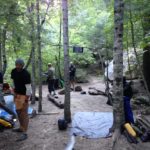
[123,76,134,124]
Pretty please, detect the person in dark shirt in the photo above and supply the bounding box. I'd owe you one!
[11,58,31,141]
[69,62,76,90]
[123,76,134,124]
[47,63,56,96]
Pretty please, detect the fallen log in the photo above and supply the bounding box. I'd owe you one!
[136,117,149,132]
[47,94,64,109]
[37,112,59,115]
[136,116,150,129]
[88,87,107,96]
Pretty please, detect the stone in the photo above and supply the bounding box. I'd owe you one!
[75,86,82,92]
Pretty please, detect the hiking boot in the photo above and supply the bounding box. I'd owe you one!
[12,128,23,133]
[16,133,28,142]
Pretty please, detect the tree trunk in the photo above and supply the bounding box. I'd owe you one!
[62,0,71,123]
[2,25,7,75]
[0,28,2,72]
[126,24,132,79]
[142,2,150,93]
[55,13,63,81]
[112,0,124,149]
[58,11,62,80]
[29,3,36,104]
[24,50,32,70]
[36,0,42,112]
[31,19,36,105]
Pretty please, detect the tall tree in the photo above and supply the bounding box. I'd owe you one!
[0,28,2,71]
[1,25,7,75]
[27,2,36,104]
[62,0,71,123]
[31,5,36,105]
[112,0,124,149]
[142,0,150,93]
[57,8,63,80]
[36,0,42,112]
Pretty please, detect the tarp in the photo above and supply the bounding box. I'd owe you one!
[0,95,34,120]
[0,109,13,120]
[71,112,113,138]
[104,51,137,81]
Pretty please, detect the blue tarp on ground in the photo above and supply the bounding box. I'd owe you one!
[71,112,113,139]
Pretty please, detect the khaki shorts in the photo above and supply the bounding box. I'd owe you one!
[14,94,28,110]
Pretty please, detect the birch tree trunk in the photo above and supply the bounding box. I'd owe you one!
[0,27,2,103]
[30,3,36,104]
[24,50,32,70]
[112,0,124,149]
[142,2,150,93]
[2,25,7,75]
[31,16,36,104]
[58,11,62,80]
[36,0,42,112]
[126,24,132,79]
[0,28,2,72]
[62,0,71,123]
[55,12,63,81]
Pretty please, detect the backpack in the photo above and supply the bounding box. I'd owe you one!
[69,65,76,75]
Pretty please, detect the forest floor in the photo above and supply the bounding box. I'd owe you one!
[0,76,150,150]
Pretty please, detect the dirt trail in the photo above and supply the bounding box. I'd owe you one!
[1,76,150,150]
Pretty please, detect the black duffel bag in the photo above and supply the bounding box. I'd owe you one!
[58,118,68,130]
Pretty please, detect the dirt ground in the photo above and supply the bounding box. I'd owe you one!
[0,76,150,150]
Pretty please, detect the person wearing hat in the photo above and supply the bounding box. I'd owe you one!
[11,58,31,141]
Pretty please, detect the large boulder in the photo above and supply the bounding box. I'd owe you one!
[58,89,65,95]
[105,49,142,81]
[75,86,82,92]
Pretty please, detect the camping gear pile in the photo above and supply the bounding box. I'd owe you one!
[0,83,36,132]
[122,115,150,143]
[0,102,15,132]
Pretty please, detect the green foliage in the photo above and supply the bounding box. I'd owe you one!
[70,48,95,66]
[1,0,150,83]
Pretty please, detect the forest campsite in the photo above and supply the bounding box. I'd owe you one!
[0,0,150,150]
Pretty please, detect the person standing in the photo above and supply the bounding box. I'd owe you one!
[11,58,31,141]
[69,62,76,90]
[47,63,56,96]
